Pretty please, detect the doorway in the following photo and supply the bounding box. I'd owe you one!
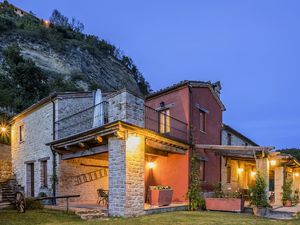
[26,163,35,197]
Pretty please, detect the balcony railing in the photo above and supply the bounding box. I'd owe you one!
[55,101,109,139]
[144,105,188,142]
[55,102,188,143]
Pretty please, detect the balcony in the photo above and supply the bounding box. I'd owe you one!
[55,103,188,143]
[55,101,109,139]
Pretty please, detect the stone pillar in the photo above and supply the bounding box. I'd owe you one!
[256,157,269,194]
[108,134,145,217]
[274,167,284,205]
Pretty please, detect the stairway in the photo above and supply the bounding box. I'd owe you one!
[0,178,23,206]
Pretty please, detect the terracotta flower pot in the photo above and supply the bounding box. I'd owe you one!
[284,200,292,207]
[205,198,244,212]
[149,189,173,207]
[253,206,269,217]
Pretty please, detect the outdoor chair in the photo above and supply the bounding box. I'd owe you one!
[97,188,108,206]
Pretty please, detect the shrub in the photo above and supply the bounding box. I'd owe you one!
[25,198,44,210]
[0,17,16,31]
[282,177,293,205]
[249,170,269,208]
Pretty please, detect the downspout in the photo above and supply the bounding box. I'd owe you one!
[51,97,57,204]
[188,84,194,200]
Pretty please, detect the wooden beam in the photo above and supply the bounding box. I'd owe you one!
[80,163,108,168]
[145,146,168,157]
[146,139,186,154]
[61,145,108,160]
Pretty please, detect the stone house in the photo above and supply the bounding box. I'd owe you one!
[10,81,300,217]
[10,89,189,217]
[221,124,258,146]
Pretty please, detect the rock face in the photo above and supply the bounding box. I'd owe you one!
[0,32,142,95]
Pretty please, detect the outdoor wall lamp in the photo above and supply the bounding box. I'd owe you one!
[270,160,276,166]
[250,171,256,177]
[0,126,7,133]
[237,168,244,173]
[147,162,156,169]
[295,172,299,177]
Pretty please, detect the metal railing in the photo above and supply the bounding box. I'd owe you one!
[144,105,188,142]
[55,101,109,139]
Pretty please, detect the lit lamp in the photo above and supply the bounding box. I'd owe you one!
[270,160,276,166]
[250,171,257,177]
[0,127,7,133]
[147,162,156,169]
[237,168,244,173]
[295,172,300,177]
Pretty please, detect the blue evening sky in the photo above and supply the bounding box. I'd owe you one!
[7,0,300,149]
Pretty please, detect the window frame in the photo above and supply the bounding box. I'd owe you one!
[199,110,206,133]
[199,160,205,181]
[227,133,232,146]
[159,108,171,134]
[19,125,24,143]
[40,160,48,188]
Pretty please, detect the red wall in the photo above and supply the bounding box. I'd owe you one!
[145,152,189,202]
[145,84,223,191]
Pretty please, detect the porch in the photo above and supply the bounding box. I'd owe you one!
[48,121,189,217]
[197,145,300,207]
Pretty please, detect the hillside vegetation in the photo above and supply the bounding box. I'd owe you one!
[0,0,150,116]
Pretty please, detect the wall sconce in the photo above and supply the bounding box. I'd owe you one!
[0,126,7,133]
[295,172,299,177]
[147,162,156,169]
[250,171,256,177]
[237,168,244,174]
[270,160,276,166]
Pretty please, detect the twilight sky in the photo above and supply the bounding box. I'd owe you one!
[8,0,300,149]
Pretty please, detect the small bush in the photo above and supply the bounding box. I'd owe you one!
[25,198,44,210]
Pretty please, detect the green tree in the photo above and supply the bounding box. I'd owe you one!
[282,177,293,205]
[249,170,269,207]
[3,44,49,112]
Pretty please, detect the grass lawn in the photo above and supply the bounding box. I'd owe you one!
[0,209,300,225]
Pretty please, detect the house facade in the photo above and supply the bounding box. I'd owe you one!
[145,81,225,191]
[9,80,300,217]
[10,89,190,217]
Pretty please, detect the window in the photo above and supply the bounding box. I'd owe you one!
[227,133,232,145]
[199,160,205,181]
[199,110,206,132]
[227,166,231,183]
[159,109,170,134]
[40,161,48,188]
[19,125,24,142]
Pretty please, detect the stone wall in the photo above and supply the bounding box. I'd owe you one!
[221,157,256,191]
[11,102,53,197]
[0,143,12,182]
[55,93,94,139]
[107,90,144,127]
[58,157,108,203]
[221,130,253,146]
[108,134,145,217]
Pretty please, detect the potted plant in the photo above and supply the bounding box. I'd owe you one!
[205,183,245,212]
[282,177,293,207]
[249,170,270,217]
[149,185,173,207]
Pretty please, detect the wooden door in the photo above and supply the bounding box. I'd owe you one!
[26,163,34,197]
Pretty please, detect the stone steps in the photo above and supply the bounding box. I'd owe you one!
[0,202,12,209]
[75,209,107,220]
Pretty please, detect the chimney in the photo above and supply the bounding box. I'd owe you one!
[212,81,222,97]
